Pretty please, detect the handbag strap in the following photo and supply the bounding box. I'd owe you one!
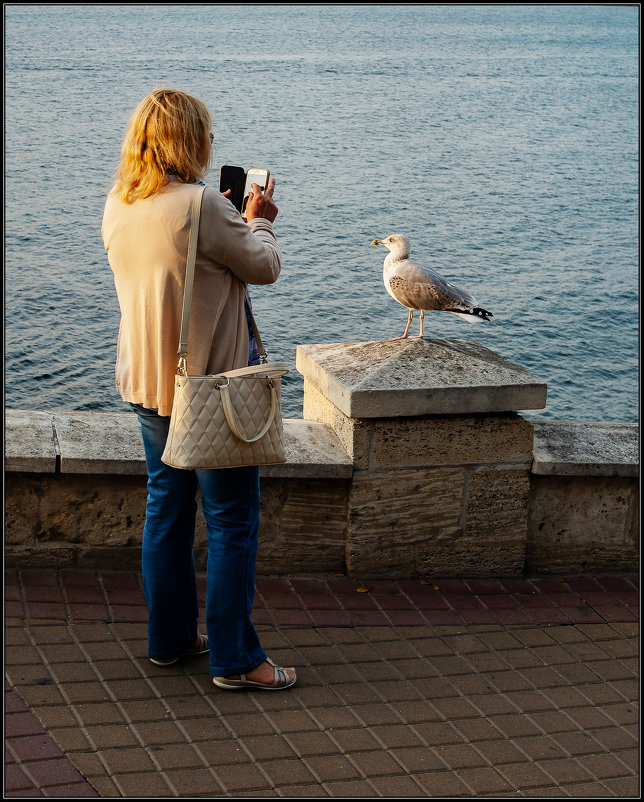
[177,185,268,374]
[218,379,277,443]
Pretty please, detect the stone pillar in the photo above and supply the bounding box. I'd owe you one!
[297,339,547,578]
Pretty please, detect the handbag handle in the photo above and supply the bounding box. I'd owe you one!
[177,185,268,373]
[218,379,277,443]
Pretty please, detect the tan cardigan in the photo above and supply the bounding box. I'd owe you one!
[102,179,282,416]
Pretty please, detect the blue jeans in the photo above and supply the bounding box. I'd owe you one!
[132,404,267,676]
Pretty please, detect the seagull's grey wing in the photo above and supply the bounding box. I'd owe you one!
[388,258,478,311]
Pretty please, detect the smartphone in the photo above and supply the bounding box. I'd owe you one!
[219,165,246,213]
[241,168,270,218]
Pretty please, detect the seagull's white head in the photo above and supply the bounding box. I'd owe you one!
[371,234,411,260]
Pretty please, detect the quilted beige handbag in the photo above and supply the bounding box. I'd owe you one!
[161,185,288,470]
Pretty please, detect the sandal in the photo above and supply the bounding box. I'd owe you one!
[212,657,296,691]
[149,634,209,666]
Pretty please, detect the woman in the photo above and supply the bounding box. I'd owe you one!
[102,88,296,691]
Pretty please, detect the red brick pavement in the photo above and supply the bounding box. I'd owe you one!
[4,569,639,797]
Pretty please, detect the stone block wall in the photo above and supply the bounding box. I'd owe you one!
[4,341,639,578]
[304,379,534,577]
[527,421,639,574]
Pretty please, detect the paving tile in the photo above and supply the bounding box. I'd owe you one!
[146,742,206,770]
[9,730,78,765]
[5,762,38,793]
[351,660,400,683]
[83,724,140,750]
[451,716,506,743]
[368,723,426,749]
[239,734,298,761]
[512,735,568,762]
[602,776,640,796]
[260,757,318,787]
[326,727,381,753]
[488,714,542,739]
[306,705,363,731]
[285,731,341,758]
[97,746,158,775]
[388,699,442,724]
[368,774,426,796]
[556,780,615,796]
[112,771,173,797]
[432,742,489,770]
[590,726,639,751]
[6,710,49,739]
[528,709,579,734]
[496,760,558,791]
[413,770,471,796]
[326,682,382,706]
[164,767,225,795]
[368,679,422,701]
[129,720,189,747]
[277,783,328,796]
[537,757,596,784]
[321,778,374,795]
[598,701,639,727]
[454,765,514,794]
[19,757,90,789]
[304,754,362,782]
[577,752,636,781]
[347,749,408,778]
[265,709,319,734]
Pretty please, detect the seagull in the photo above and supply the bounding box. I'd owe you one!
[372,234,493,339]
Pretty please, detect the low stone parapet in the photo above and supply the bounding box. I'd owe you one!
[528,420,639,574]
[5,412,352,573]
[4,340,639,577]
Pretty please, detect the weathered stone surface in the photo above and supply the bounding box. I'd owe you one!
[5,474,42,543]
[261,419,353,478]
[527,474,639,573]
[416,537,526,578]
[53,411,147,475]
[6,410,352,480]
[465,467,531,541]
[297,339,547,418]
[532,420,639,477]
[346,467,464,575]
[303,380,371,469]
[370,413,534,469]
[5,410,57,473]
[4,472,148,569]
[258,477,349,573]
[37,474,148,546]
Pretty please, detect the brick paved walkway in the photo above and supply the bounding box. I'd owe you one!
[5,569,639,797]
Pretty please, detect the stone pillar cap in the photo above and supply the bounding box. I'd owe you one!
[297,339,547,418]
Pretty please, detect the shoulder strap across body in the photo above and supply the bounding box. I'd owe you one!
[176,185,269,374]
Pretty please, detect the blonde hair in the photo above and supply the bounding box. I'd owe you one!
[113,89,212,203]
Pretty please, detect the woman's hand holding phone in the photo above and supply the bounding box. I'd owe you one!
[245,178,278,223]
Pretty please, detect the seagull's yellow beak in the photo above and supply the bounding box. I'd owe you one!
[371,239,382,245]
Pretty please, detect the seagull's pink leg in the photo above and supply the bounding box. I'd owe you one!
[390,309,414,340]
[415,310,425,338]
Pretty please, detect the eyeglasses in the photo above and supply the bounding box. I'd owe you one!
[208,132,214,144]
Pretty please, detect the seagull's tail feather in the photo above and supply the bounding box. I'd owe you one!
[446,307,493,323]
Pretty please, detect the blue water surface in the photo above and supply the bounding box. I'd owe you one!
[4,4,639,421]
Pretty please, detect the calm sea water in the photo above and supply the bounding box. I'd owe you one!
[5,4,639,422]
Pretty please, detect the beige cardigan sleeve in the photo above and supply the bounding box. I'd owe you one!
[197,187,281,285]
